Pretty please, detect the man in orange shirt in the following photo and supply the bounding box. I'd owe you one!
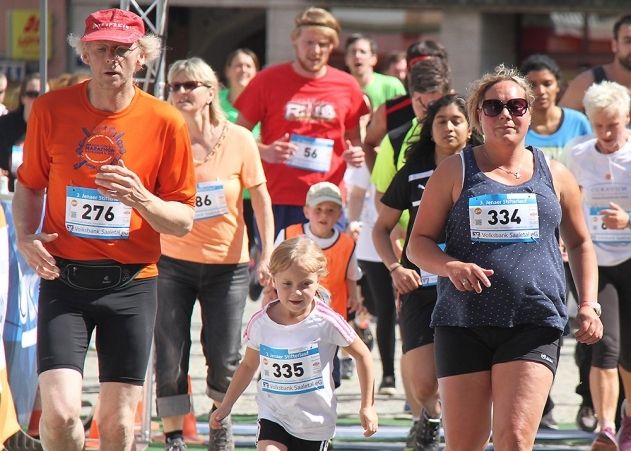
[12,9,195,451]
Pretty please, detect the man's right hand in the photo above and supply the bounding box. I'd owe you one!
[260,133,297,163]
[17,232,60,280]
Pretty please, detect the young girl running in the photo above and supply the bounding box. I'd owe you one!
[210,236,378,450]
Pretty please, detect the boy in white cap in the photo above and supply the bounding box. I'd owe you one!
[272,181,362,385]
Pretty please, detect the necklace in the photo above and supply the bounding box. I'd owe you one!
[193,121,228,166]
[482,147,523,179]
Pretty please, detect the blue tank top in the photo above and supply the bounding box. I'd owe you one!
[432,146,567,331]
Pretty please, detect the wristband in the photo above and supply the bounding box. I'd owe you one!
[388,262,402,273]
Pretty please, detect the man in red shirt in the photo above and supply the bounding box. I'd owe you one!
[236,7,369,234]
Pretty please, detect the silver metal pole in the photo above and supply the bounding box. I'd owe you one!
[39,0,47,93]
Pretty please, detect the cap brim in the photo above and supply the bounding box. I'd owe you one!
[80,30,142,44]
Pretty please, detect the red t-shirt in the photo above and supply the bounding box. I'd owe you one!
[17,82,196,277]
[235,63,368,206]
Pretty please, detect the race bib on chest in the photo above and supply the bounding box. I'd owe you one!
[259,343,324,395]
[194,181,228,221]
[65,187,132,240]
[418,243,445,286]
[286,134,334,173]
[469,193,539,243]
[586,183,631,243]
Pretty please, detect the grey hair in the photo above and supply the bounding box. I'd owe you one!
[167,57,226,123]
[467,64,534,135]
[67,33,162,63]
[583,81,631,120]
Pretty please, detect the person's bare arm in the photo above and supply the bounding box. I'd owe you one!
[550,160,602,344]
[209,346,260,428]
[343,127,365,168]
[343,336,378,436]
[249,182,274,286]
[237,114,297,163]
[95,160,194,236]
[12,181,59,278]
[558,71,594,111]
[406,155,493,294]
[362,104,387,171]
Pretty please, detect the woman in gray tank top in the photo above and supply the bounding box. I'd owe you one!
[406,65,603,451]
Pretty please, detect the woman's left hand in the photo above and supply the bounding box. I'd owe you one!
[601,202,630,230]
[574,305,603,345]
[257,257,271,287]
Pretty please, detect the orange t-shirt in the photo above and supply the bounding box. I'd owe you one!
[17,81,196,277]
[285,223,356,319]
[160,122,266,264]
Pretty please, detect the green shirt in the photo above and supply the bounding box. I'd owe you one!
[371,117,421,228]
[363,73,406,110]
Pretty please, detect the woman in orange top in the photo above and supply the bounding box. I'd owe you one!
[155,57,274,451]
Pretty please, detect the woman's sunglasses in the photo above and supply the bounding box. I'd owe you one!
[480,98,528,117]
[168,81,210,92]
[23,91,40,99]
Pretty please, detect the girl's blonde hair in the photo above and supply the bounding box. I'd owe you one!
[466,64,534,135]
[583,81,631,120]
[269,236,328,278]
[167,57,226,123]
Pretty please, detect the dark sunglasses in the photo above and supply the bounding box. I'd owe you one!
[168,81,210,92]
[23,91,40,99]
[480,98,528,117]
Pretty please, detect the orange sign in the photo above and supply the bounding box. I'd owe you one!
[9,9,52,61]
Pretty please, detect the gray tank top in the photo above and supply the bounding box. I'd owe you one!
[432,146,567,331]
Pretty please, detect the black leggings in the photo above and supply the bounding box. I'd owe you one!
[592,258,631,370]
[358,260,396,379]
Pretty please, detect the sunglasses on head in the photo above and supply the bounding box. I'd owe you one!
[23,91,40,99]
[480,98,528,117]
[168,81,210,92]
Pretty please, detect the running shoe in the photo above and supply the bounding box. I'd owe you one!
[208,407,234,451]
[539,410,559,430]
[591,427,618,451]
[404,420,419,451]
[3,429,43,451]
[577,405,598,432]
[415,410,441,451]
[378,376,397,396]
[618,415,631,450]
[165,436,188,451]
[340,357,355,380]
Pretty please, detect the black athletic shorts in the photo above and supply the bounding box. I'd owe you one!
[256,419,330,451]
[434,325,562,378]
[37,276,157,385]
[399,288,436,353]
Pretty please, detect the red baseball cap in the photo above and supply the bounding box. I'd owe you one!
[80,9,145,44]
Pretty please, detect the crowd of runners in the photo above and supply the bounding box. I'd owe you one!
[3,5,631,451]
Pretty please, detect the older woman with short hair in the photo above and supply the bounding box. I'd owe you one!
[154,57,274,451]
[566,80,631,450]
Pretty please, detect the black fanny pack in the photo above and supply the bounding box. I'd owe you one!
[56,257,146,291]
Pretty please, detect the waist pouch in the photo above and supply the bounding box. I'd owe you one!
[56,257,146,291]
